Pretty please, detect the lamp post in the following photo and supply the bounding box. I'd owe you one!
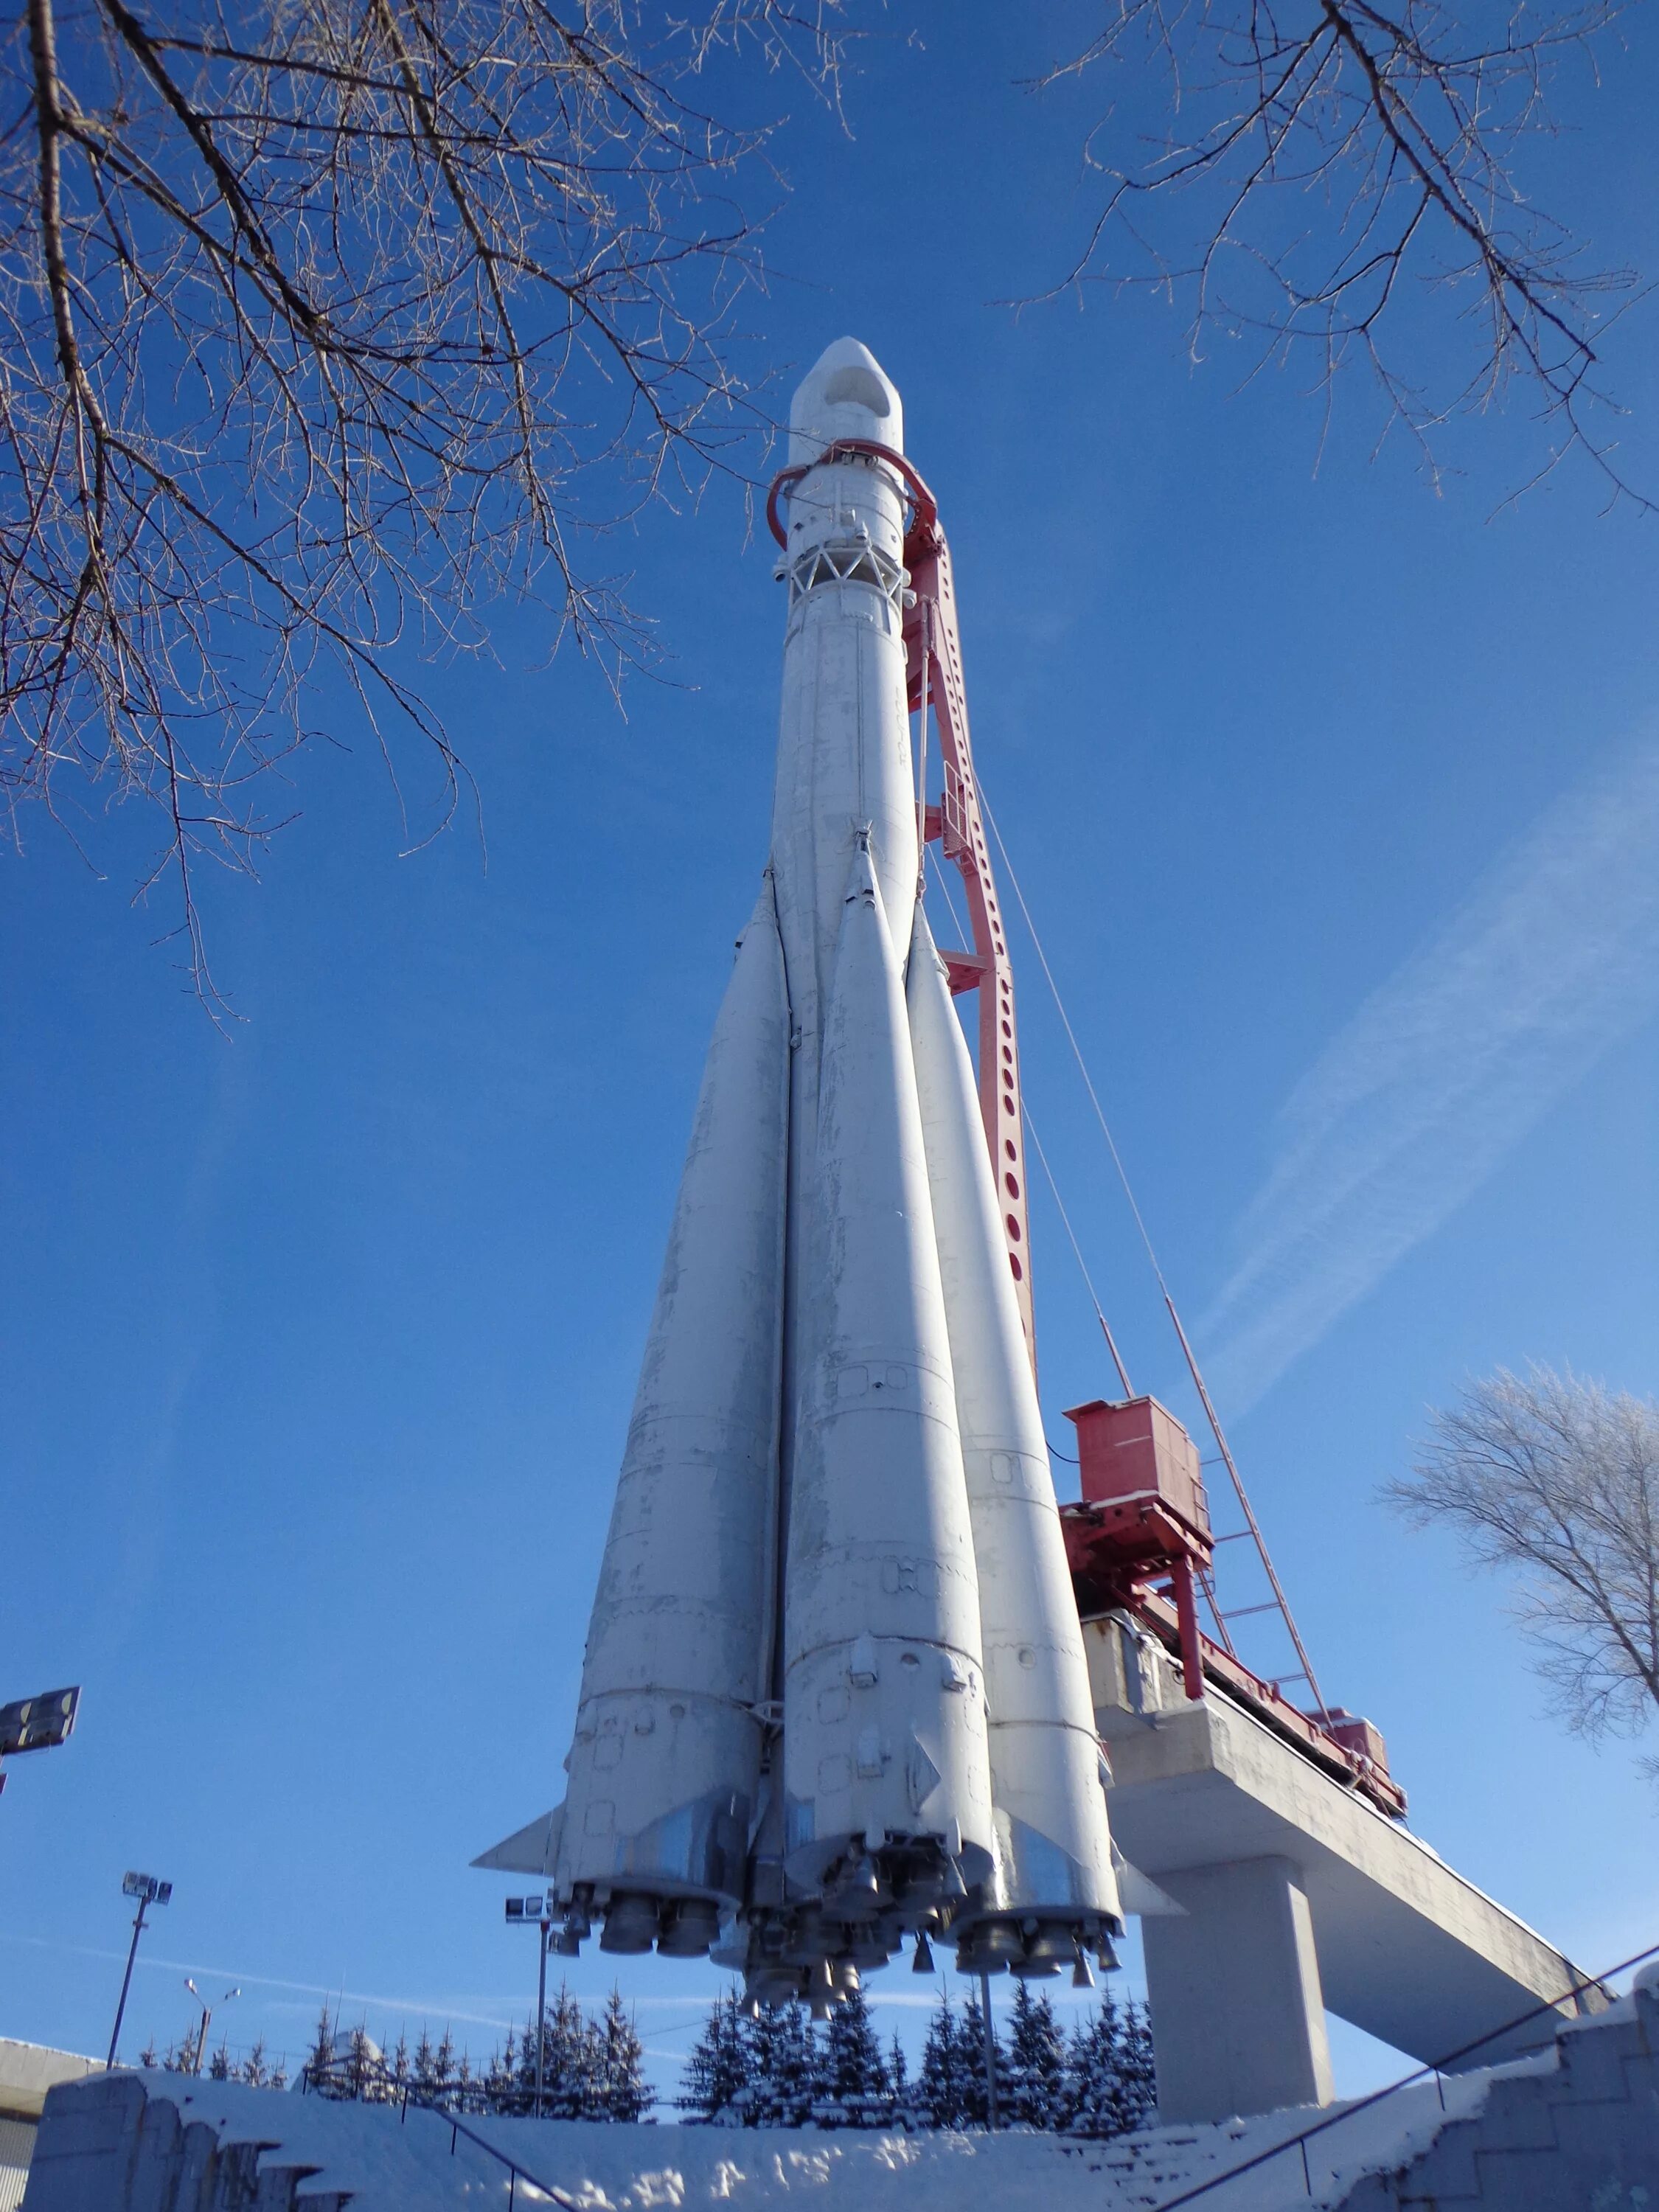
[185,1980,240,2075]
[108,1871,172,2068]
[979,1970,1000,2131]
[505,1896,552,2118]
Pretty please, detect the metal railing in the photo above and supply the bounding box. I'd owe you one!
[299,2056,580,2209]
[1144,1939,1656,2210]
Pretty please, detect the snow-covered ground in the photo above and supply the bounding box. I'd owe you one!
[124,2063,1509,2210]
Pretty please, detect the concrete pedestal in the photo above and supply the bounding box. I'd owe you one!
[1086,1616,1604,2120]
[1141,1854,1335,2123]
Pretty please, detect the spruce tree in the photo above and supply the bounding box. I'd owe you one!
[384,2032,410,2096]
[593,1990,650,2121]
[1120,1999,1158,2132]
[1065,1994,1158,2139]
[1066,1995,1124,2138]
[530,1986,593,2120]
[207,2039,232,2081]
[138,2039,159,2070]
[681,1992,751,2125]
[239,2039,271,2090]
[748,2003,815,2127]
[955,1992,1004,2129]
[918,1992,966,2128]
[1004,1982,1067,2131]
[888,2033,915,2128]
[483,2028,518,2115]
[431,2029,456,2104]
[305,2004,338,2094]
[818,1986,890,2127]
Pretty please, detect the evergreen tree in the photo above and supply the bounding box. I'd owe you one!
[239,2039,271,2090]
[918,1992,967,2128]
[269,2055,288,2093]
[431,2029,457,2106]
[207,2039,232,2081]
[1065,1994,1158,2139]
[816,1986,890,2128]
[305,2005,341,2095]
[748,2003,815,2127]
[1121,1999,1158,2132]
[888,2033,916,2128]
[1065,1995,1125,2138]
[954,1992,1004,2129]
[483,2028,518,2115]
[593,1990,650,2121]
[1004,1983,1067,2132]
[385,2032,410,2096]
[137,2039,159,2070]
[681,1992,751,2125]
[524,1986,594,2119]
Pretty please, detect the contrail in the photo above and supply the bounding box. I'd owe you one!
[1200,736,1659,1413]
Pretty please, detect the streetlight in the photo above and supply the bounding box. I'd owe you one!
[505,1896,553,2118]
[108,1872,172,2068]
[184,1980,240,2076]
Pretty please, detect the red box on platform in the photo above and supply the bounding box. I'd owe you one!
[1064,1395,1211,1541]
[1321,1708,1392,1777]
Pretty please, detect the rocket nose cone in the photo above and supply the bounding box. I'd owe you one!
[789,336,902,465]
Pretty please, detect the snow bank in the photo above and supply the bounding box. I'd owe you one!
[119,2062,1504,2211]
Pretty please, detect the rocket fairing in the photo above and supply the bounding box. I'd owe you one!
[476,339,1121,2001]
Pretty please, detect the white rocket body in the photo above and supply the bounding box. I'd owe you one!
[908,912,1119,1951]
[479,340,1119,1991]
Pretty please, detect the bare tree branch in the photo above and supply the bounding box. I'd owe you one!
[0,0,851,1012]
[1387,1365,1659,1772]
[1030,0,1648,507]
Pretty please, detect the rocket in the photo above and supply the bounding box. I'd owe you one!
[477,340,1121,2004]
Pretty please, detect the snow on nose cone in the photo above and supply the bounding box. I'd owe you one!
[788,336,903,466]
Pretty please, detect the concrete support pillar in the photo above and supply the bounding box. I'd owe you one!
[1141,1853,1334,2123]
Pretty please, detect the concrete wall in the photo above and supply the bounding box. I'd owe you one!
[21,2074,349,2212]
[0,2039,105,2212]
[1338,1969,1659,2208]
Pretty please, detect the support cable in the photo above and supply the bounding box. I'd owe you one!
[925,848,1132,1398]
[975,790,1332,1725]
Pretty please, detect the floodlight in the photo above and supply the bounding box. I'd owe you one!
[109,1869,173,2068]
[0,1687,80,1757]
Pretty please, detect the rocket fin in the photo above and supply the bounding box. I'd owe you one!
[1114,1843,1186,1919]
[907,908,1121,1932]
[782,837,995,1889]
[553,885,790,1916]
[472,1804,564,1877]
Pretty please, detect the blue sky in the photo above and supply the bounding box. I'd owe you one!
[4,5,1658,2104]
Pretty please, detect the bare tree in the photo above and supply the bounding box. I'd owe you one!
[1388,1365,1659,1771]
[1,0,844,1006]
[1034,0,1648,501]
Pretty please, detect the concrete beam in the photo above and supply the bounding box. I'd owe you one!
[1086,1616,1603,2091]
